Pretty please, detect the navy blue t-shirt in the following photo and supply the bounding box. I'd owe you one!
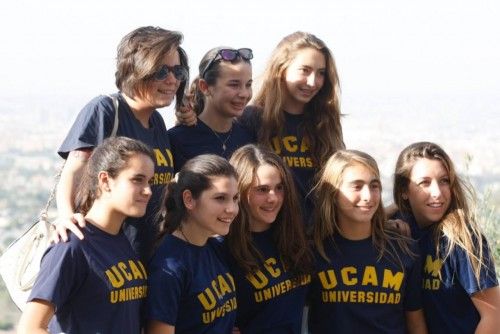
[309,234,422,334]
[168,118,255,172]
[240,106,315,223]
[227,228,310,334]
[28,223,147,334]
[146,235,237,333]
[58,93,175,260]
[396,212,499,333]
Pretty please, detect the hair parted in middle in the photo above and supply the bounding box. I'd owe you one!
[228,144,313,276]
[253,31,345,167]
[75,136,155,216]
[115,26,189,110]
[393,141,489,285]
[156,154,238,242]
[313,149,414,264]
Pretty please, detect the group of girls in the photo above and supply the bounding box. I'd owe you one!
[17,24,500,334]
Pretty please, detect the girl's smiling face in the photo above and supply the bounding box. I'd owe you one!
[336,163,381,227]
[283,47,326,112]
[404,158,451,227]
[246,164,285,232]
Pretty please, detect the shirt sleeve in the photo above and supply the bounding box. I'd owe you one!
[146,257,186,325]
[28,238,88,310]
[167,127,188,173]
[58,95,116,159]
[238,106,261,140]
[455,235,499,295]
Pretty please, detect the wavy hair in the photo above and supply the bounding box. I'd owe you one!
[393,141,489,284]
[228,144,313,275]
[313,150,414,265]
[115,26,189,110]
[252,31,345,168]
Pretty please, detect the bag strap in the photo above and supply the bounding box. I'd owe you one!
[40,94,120,221]
[108,94,120,137]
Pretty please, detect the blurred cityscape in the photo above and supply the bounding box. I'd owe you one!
[0,93,499,330]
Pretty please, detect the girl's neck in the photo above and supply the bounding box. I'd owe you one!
[338,220,372,240]
[174,220,209,246]
[199,108,233,132]
[283,98,305,115]
[85,202,125,235]
[122,93,155,128]
[249,220,272,233]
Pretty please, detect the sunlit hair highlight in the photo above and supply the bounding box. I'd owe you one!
[115,26,189,110]
[313,150,414,265]
[393,141,489,285]
[253,31,345,168]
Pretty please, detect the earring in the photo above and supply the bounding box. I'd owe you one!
[402,194,408,200]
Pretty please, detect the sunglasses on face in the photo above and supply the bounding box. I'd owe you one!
[201,48,253,79]
[153,64,189,81]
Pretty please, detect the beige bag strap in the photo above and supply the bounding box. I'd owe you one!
[40,94,120,221]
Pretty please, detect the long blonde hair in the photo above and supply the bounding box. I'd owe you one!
[252,31,345,168]
[393,141,489,284]
[313,150,414,265]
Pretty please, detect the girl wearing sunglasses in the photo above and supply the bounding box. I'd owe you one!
[227,144,313,333]
[168,46,254,171]
[54,26,189,261]
[18,137,155,334]
[146,155,239,334]
[392,142,500,332]
[177,32,344,223]
[309,150,427,333]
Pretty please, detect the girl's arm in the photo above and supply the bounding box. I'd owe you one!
[147,320,175,334]
[53,149,90,241]
[405,309,428,334]
[471,286,500,333]
[17,300,55,334]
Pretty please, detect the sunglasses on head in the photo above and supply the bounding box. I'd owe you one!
[153,64,189,81]
[201,48,253,79]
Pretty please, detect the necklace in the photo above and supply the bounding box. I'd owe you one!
[179,227,191,244]
[209,126,233,152]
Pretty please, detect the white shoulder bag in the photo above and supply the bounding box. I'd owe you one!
[0,94,119,310]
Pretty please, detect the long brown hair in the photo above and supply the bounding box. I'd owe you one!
[393,141,489,284]
[252,31,345,168]
[228,144,313,276]
[313,150,414,265]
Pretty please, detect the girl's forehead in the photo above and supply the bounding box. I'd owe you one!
[289,47,325,66]
[341,163,377,181]
[410,158,448,178]
[217,61,252,77]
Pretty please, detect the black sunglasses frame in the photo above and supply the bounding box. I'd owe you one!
[153,64,189,81]
[201,48,253,79]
